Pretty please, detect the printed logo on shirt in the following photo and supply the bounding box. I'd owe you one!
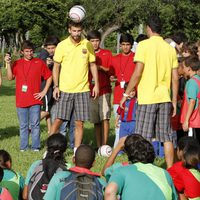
[82,49,87,54]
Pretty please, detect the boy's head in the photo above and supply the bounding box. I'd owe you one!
[44,36,60,56]
[68,21,83,42]
[183,144,200,169]
[119,34,134,55]
[87,30,101,51]
[74,144,95,169]
[183,56,200,77]
[0,167,3,182]
[136,34,148,43]
[0,150,12,169]
[146,15,162,35]
[21,40,35,60]
[172,31,187,53]
[182,42,198,58]
[124,134,155,164]
[177,136,199,160]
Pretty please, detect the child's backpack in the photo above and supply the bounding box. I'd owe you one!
[28,160,65,200]
[60,172,103,200]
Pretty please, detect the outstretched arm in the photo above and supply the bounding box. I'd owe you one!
[119,62,144,108]
[102,136,127,175]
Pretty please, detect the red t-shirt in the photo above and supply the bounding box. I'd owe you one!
[89,48,112,96]
[12,58,52,108]
[167,161,200,198]
[111,52,135,104]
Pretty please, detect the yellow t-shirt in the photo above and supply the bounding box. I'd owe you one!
[54,37,95,93]
[134,36,178,104]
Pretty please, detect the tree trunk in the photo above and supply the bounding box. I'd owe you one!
[100,24,121,48]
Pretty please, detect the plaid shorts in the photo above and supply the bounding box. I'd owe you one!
[55,91,90,121]
[135,102,173,142]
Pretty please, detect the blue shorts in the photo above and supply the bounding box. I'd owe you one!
[119,121,136,138]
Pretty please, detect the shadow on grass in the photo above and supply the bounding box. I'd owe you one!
[0,124,47,146]
[83,127,115,148]
[0,83,15,96]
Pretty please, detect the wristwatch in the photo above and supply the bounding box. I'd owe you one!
[53,85,58,89]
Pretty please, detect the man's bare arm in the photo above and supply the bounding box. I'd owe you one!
[90,62,99,99]
[171,68,179,117]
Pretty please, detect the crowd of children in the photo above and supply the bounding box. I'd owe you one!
[0,134,199,200]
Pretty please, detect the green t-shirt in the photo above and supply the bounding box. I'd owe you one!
[0,169,24,200]
[44,170,107,200]
[109,162,177,200]
[186,75,200,109]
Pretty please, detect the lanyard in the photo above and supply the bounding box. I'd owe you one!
[119,53,131,79]
[22,59,32,83]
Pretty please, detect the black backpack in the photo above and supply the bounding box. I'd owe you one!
[60,172,103,200]
[28,160,65,200]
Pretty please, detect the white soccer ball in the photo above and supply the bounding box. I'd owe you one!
[98,145,112,157]
[69,5,86,23]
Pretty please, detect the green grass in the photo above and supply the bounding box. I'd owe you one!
[0,68,165,178]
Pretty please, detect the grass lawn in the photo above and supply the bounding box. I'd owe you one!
[0,68,165,178]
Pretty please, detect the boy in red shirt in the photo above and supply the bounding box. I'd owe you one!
[87,30,112,148]
[5,40,52,151]
[168,136,200,200]
[110,34,136,147]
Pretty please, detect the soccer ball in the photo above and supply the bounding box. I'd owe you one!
[98,145,112,157]
[69,5,86,23]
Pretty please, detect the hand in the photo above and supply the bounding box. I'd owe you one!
[92,84,99,99]
[53,87,60,101]
[46,58,53,66]
[34,91,45,100]
[115,120,119,128]
[110,76,117,82]
[171,100,177,117]
[4,53,11,64]
[119,96,127,109]
[182,120,189,132]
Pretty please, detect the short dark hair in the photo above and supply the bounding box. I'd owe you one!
[172,31,188,45]
[44,35,60,47]
[124,134,155,164]
[182,42,198,57]
[87,30,101,40]
[68,20,83,29]
[183,144,200,169]
[177,136,199,151]
[21,40,35,51]
[147,15,162,34]
[136,34,148,43]
[75,144,95,169]
[0,167,3,182]
[0,150,12,169]
[119,33,134,45]
[184,56,200,71]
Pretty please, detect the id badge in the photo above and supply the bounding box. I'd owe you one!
[120,81,125,88]
[22,85,28,92]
